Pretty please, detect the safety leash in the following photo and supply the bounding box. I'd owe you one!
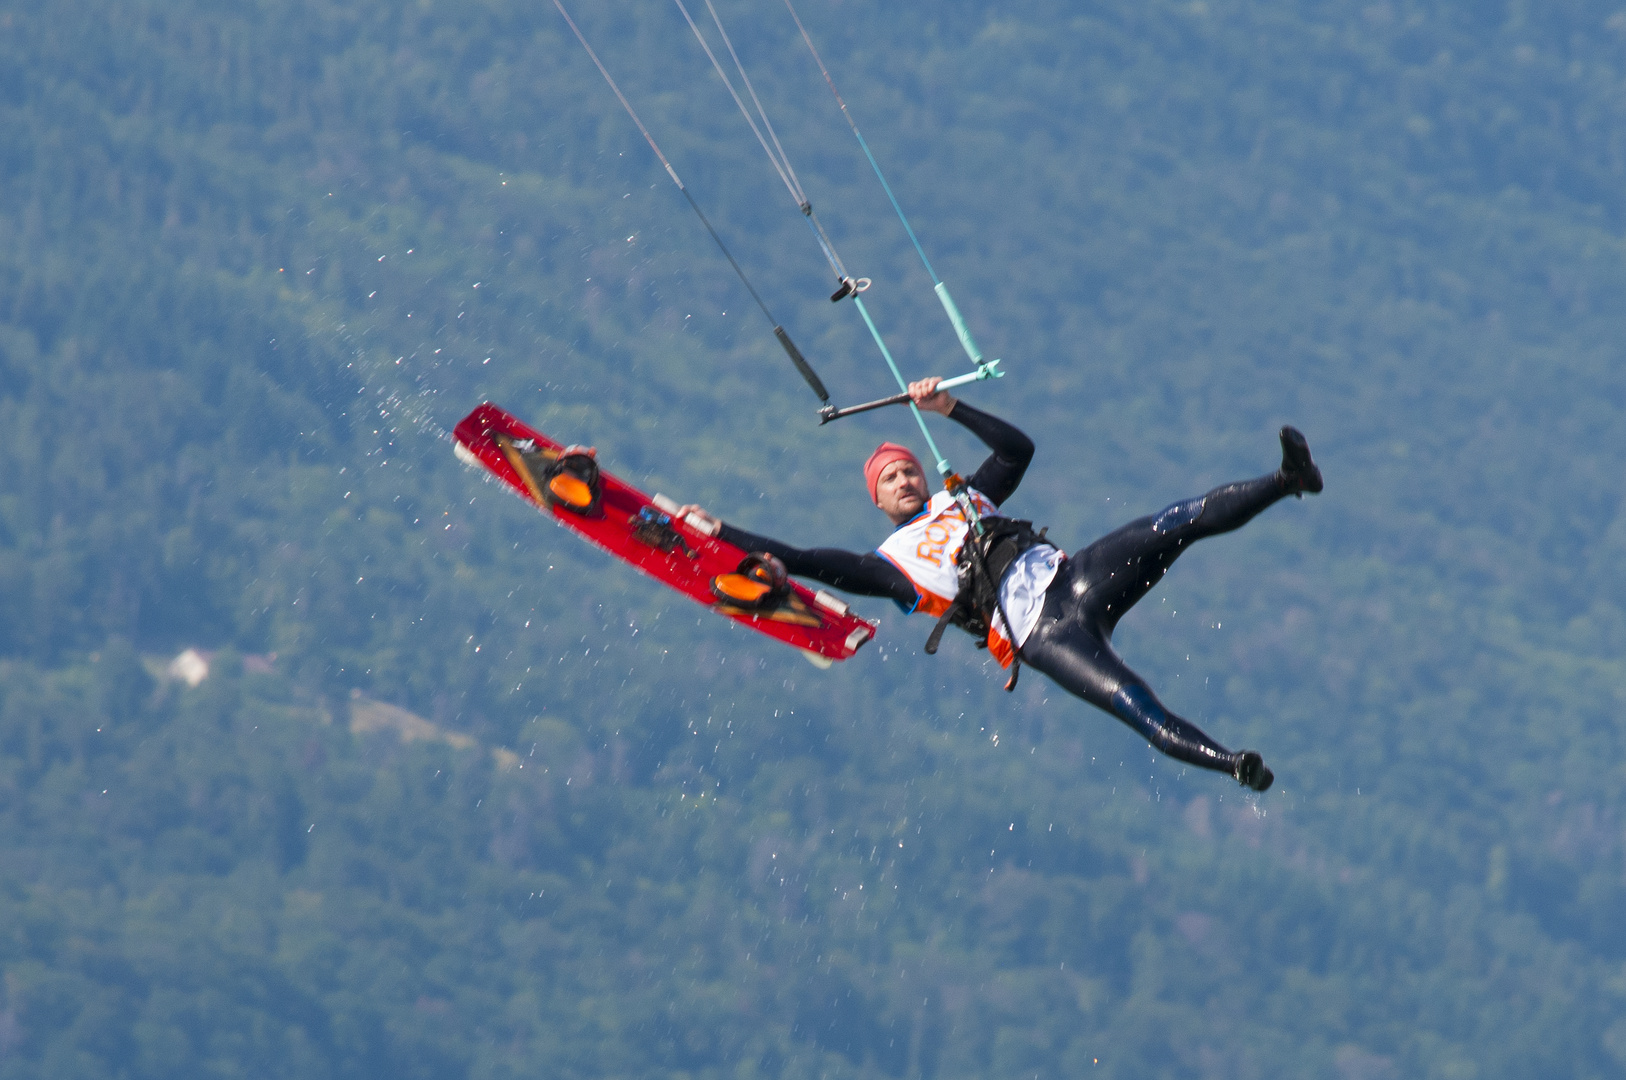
[672,0,865,302]
[782,0,1003,389]
[674,0,1001,427]
[551,0,831,408]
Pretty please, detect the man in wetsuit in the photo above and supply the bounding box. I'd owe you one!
[679,377,1322,790]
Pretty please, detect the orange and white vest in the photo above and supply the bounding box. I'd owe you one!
[876,489,1064,666]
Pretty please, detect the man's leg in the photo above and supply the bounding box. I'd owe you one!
[1015,428,1319,789]
[1020,597,1272,788]
[1066,427,1321,637]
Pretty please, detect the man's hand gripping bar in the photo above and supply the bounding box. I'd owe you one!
[817,359,1004,424]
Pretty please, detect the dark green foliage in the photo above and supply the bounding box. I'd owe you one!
[2,0,1626,1076]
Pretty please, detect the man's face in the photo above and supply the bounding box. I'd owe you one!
[874,458,930,524]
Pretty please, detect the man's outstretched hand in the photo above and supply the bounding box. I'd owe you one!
[674,504,721,537]
[908,376,957,416]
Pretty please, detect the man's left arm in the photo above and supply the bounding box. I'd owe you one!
[672,507,918,606]
[947,400,1034,506]
[906,377,1035,506]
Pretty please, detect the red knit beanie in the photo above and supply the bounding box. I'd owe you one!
[863,442,923,503]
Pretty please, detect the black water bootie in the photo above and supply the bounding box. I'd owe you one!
[1233,751,1274,792]
[1278,426,1323,496]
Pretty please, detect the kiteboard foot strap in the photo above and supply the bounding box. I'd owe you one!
[710,552,791,610]
[542,446,603,516]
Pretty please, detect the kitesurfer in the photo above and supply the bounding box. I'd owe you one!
[679,378,1322,790]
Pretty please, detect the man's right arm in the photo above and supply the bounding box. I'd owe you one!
[714,521,918,609]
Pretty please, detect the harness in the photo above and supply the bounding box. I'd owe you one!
[923,515,1048,691]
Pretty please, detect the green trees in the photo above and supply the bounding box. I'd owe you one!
[2,0,1626,1075]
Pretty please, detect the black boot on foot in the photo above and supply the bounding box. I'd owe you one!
[1278,426,1323,496]
[1233,751,1274,792]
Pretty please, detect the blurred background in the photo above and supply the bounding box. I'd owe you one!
[0,0,1623,1076]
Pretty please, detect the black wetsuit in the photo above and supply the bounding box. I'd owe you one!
[720,402,1299,780]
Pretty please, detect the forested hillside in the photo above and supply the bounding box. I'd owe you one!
[2,0,1624,1076]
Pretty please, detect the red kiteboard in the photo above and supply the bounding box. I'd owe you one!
[452,403,877,665]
